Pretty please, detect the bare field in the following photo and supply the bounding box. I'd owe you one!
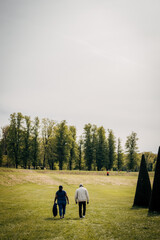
[0,168,59,186]
[0,168,153,187]
[0,168,159,240]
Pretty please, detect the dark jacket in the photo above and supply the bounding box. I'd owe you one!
[56,190,67,205]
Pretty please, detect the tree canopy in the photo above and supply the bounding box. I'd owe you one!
[0,112,157,171]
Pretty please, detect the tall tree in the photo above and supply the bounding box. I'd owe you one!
[92,125,98,170]
[144,152,157,171]
[0,139,2,167]
[68,126,77,170]
[77,136,83,170]
[41,118,55,168]
[133,154,151,207]
[22,116,32,169]
[125,131,139,170]
[7,113,24,168]
[1,126,9,156]
[54,120,71,170]
[149,147,160,213]
[83,124,93,170]
[96,126,107,171]
[31,117,39,169]
[46,135,56,170]
[104,139,109,170]
[117,138,124,170]
[108,129,116,170]
[0,126,9,167]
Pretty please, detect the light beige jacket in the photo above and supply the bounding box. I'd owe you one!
[75,187,89,202]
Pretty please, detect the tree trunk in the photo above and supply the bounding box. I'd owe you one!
[43,154,46,168]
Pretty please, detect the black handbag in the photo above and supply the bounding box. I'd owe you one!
[52,203,58,217]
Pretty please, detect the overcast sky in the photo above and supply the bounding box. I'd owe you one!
[0,0,160,153]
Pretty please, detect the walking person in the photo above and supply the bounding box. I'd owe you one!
[54,185,69,219]
[75,184,89,218]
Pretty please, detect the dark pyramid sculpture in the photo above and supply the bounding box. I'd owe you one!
[133,154,151,207]
[149,147,160,212]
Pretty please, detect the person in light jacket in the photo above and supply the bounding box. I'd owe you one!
[75,184,89,218]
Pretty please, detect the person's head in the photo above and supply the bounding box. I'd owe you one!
[79,183,83,187]
[59,185,63,192]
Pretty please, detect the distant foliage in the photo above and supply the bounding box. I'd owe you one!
[0,112,156,171]
[125,132,139,171]
[144,152,157,171]
[108,129,116,170]
[77,137,83,170]
[83,124,93,170]
[22,116,32,169]
[0,141,2,167]
[69,126,78,170]
[32,117,40,169]
[41,118,55,168]
[117,138,124,170]
[96,127,108,170]
[54,120,72,170]
[7,113,24,168]
[133,154,151,208]
[83,124,110,171]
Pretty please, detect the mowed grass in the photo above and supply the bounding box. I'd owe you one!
[0,168,160,240]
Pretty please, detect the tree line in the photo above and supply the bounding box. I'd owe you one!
[0,112,157,171]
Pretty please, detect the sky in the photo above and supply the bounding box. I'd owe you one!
[0,0,160,153]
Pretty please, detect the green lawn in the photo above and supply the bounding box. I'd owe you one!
[0,168,160,240]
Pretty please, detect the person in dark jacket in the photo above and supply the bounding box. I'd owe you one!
[54,185,69,219]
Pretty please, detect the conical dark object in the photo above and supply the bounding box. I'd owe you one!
[133,154,151,207]
[149,147,160,212]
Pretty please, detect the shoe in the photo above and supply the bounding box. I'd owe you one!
[82,215,85,218]
[60,216,63,219]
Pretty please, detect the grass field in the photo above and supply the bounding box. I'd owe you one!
[0,168,160,240]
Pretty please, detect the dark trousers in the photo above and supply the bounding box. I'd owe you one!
[79,201,86,218]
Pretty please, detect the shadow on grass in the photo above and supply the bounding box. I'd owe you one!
[131,206,160,217]
[131,205,148,210]
[147,211,160,217]
[45,217,80,221]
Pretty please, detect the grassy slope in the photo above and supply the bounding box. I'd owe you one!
[0,168,159,240]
